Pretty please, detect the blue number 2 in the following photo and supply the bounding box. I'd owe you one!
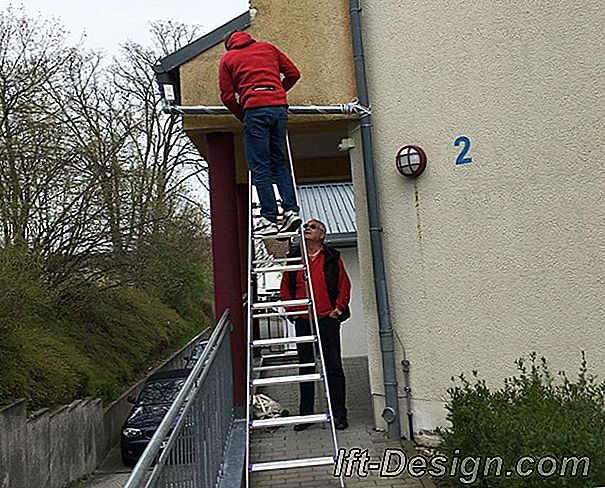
[454,136,473,165]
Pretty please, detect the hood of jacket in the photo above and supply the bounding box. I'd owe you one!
[227,31,255,50]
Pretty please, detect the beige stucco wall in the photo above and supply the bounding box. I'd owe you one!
[180,0,357,134]
[179,0,357,182]
[350,0,605,433]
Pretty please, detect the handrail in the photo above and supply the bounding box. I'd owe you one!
[124,309,232,488]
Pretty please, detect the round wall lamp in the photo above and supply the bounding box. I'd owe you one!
[395,145,427,178]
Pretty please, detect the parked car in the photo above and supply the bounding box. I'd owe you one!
[184,340,209,369]
[120,369,190,466]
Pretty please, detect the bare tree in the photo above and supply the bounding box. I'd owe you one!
[0,8,78,247]
[113,20,207,243]
[0,9,210,296]
[108,21,209,288]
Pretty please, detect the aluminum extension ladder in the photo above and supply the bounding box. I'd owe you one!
[244,138,344,487]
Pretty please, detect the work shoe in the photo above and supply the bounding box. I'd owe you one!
[279,210,303,234]
[293,423,310,432]
[254,217,279,237]
[335,419,349,430]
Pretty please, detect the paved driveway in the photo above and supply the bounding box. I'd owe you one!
[79,358,436,488]
[248,357,435,487]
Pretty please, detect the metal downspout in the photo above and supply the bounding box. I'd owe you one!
[348,0,402,440]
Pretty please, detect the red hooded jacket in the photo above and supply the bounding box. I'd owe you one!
[219,32,301,121]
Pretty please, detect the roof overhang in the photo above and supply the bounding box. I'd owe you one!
[153,11,251,104]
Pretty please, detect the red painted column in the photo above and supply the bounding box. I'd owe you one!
[206,132,245,405]
[236,183,249,295]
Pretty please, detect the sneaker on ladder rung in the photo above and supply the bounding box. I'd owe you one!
[279,210,302,234]
[255,217,279,237]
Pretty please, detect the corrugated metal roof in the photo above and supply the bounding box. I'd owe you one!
[297,182,357,246]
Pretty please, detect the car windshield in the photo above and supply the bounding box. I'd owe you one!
[137,378,186,405]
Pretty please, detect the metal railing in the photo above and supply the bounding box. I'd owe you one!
[124,310,234,488]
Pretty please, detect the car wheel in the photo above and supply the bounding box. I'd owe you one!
[121,450,136,467]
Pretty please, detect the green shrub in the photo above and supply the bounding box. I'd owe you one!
[440,353,605,487]
[130,218,214,324]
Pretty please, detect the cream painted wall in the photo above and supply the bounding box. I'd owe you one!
[339,247,367,358]
[351,1,605,433]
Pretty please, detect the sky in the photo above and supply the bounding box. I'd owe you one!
[4,0,249,54]
[2,0,249,206]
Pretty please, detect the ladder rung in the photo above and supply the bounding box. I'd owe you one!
[252,336,316,347]
[253,257,302,266]
[253,362,315,371]
[252,298,310,309]
[252,373,322,387]
[251,413,329,429]
[254,264,305,273]
[252,310,305,319]
[250,456,334,472]
[257,290,280,296]
[261,351,298,361]
[254,231,299,240]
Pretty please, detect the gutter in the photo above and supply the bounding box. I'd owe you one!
[348,0,410,441]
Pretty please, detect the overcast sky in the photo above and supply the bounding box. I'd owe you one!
[4,0,249,54]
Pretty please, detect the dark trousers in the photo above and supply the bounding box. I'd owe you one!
[243,106,299,223]
[295,316,347,423]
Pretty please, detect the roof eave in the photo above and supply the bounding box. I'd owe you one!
[153,10,251,104]
[324,233,357,248]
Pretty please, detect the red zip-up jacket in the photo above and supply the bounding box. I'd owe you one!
[219,32,301,121]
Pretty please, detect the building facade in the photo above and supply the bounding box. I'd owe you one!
[349,0,605,433]
[157,0,605,436]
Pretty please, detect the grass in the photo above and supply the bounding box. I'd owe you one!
[0,248,212,411]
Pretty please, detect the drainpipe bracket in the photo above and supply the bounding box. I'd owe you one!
[382,407,397,424]
[349,3,362,13]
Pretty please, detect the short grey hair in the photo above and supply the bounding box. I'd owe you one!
[307,219,327,241]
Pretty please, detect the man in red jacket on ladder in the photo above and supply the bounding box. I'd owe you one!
[219,30,303,237]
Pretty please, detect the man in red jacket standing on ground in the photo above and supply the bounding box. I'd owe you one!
[219,30,303,236]
[280,219,351,431]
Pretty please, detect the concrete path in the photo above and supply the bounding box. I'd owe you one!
[78,445,132,488]
[79,472,131,488]
[249,411,434,487]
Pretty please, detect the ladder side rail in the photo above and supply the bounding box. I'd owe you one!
[245,171,254,488]
[285,134,344,486]
[284,132,319,373]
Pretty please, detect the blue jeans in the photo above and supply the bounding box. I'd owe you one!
[243,106,299,223]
